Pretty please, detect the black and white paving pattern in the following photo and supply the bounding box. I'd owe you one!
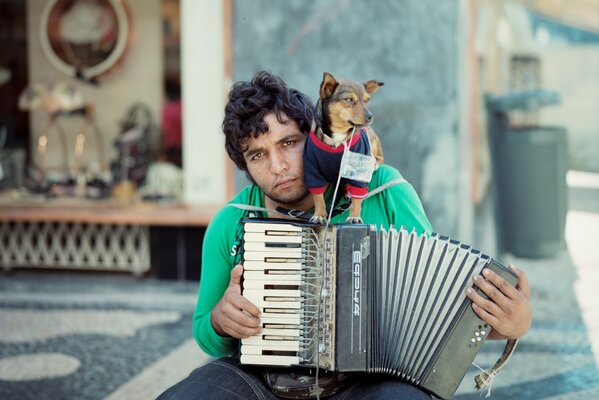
[0,274,212,400]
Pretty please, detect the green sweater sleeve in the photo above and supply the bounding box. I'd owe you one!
[192,205,243,357]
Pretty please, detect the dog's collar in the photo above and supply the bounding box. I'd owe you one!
[309,128,363,151]
[311,126,346,148]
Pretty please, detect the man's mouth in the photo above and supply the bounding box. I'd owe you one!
[274,178,296,189]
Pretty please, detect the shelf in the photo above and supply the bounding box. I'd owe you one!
[0,194,218,226]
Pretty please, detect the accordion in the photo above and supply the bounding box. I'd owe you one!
[239,219,518,399]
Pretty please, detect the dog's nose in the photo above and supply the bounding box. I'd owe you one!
[365,112,373,122]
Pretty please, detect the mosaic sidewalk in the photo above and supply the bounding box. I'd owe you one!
[0,274,211,400]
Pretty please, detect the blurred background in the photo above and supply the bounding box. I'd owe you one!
[0,0,597,399]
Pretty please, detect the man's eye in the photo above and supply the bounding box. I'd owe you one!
[251,153,263,161]
[283,140,296,147]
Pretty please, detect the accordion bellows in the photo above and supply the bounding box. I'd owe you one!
[240,219,518,399]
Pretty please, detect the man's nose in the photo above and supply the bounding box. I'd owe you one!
[270,152,288,174]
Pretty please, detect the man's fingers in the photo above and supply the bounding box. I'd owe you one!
[224,289,261,319]
[471,302,499,328]
[472,274,511,309]
[223,318,261,339]
[230,264,243,287]
[227,306,261,329]
[219,301,262,338]
[480,268,520,300]
[469,267,532,339]
[510,265,530,298]
[467,287,502,317]
[230,265,261,318]
[232,294,262,318]
[236,307,262,328]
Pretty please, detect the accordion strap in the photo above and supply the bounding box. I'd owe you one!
[474,338,519,395]
[365,177,407,199]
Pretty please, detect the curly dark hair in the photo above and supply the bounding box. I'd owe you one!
[223,71,314,181]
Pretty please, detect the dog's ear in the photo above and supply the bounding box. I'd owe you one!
[320,72,338,99]
[363,80,384,94]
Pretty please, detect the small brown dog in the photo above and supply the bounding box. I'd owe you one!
[304,72,384,224]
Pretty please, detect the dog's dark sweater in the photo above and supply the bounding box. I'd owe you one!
[303,128,371,199]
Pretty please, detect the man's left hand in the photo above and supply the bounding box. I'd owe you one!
[466,265,532,340]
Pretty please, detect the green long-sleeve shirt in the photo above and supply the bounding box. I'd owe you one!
[192,164,432,357]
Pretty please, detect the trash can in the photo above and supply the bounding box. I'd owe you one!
[485,91,568,258]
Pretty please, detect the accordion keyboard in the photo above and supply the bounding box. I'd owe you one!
[241,222,313,366]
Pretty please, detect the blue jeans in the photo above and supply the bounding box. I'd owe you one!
[157,357,431,400]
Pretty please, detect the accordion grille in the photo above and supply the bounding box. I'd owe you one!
[369,228,488,382]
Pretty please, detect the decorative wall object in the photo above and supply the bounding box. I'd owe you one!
[39,0,132,82]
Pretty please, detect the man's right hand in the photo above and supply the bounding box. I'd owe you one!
[210,264,262,339]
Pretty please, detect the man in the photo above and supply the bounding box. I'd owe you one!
[159,71,532,399]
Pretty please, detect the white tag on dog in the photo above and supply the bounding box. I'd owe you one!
[339,150,376,183]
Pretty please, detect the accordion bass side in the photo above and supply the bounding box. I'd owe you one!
[239,219,518,399]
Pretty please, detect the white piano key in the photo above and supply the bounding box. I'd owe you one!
[260,313,301,325]
[263,270,304,275]
[242,280,302,289]
[241,344,299,355]
[243,261,303,270]
[244,289,302,298]
[242,336,300,347]
[244,223,303,233]
[244,243,303,253]
[243,270,302,282]
[244,250,303,260]
[243,298,301,309]
[244,232,303,243]
[251,328,301,341]
[260,328,300,337]
[240,354,300,366]
[263,324,301,330]
[263,308,304,314]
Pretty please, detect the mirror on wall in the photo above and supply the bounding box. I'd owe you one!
[40,0,132,82]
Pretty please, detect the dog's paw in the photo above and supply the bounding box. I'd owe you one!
[309,215,327,225]
[345,217,363,224]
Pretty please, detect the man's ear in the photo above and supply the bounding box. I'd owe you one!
[320,72,338,99]
[363,80,384,94]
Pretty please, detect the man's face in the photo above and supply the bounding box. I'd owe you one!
[243,113,311,209]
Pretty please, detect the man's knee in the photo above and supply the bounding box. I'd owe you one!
[347,377,431,400]
[157,358,268,400]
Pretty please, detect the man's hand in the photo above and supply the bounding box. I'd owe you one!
[467,265,532,340]
[210,264,262,339]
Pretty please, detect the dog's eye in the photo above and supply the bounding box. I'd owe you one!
[364,97,371,103]
[344,97,353,103]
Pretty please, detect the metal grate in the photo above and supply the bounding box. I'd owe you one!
[0,221,150,275]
